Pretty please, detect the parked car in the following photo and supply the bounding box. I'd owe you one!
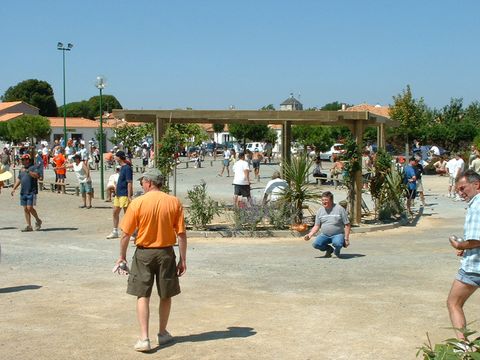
[246,142,264,153]
[225,141,242,153]
[319,143,345,162]
[205,143,226,155]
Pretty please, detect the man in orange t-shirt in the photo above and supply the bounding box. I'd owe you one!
[52,148,67,193]
[115,168,187,352]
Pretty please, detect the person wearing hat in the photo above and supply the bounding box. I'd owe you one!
[0,163,13,194]
[114,168,187,352]
[10,154,43,232]
[107,150,133,239]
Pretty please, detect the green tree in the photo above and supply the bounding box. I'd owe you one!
[389,85,428,154]
[292,125,333,152]
[6,115,51,143]
[228,123,269,148]
[2,79,58,116]
[212,123,225,135]
[260,104,275,111]
[87,95,122,119]
[320,101,345,111]
[58,100,91,118]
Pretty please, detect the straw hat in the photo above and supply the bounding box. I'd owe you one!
[0,164,12,182]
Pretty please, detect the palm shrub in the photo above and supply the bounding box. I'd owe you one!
[281,154,321,224]
[369,149,406,220]
[186,181,221,230]
[417,327,480,359]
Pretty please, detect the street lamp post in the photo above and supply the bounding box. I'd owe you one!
[57,42,73,146]
[95,76,106,200]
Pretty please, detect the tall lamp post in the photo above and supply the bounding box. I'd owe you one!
[95,76,106,200]
[57,42,73,146]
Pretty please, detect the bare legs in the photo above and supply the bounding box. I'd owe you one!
[447,279,477,339]
[136,296,172,340]
[23,206,41,228]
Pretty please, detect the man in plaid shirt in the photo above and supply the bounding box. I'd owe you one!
[447,169,480,339]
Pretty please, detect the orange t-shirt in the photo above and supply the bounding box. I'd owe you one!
[53,154,67,175]
[120,191,186,248]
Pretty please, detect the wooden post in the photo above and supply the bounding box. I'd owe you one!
[351,120,364,225]
[281,120,292,177]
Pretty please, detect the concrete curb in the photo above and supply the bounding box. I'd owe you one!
[187,218,408,238]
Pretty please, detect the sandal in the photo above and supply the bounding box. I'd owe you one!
[86,206,92,209]
[21,226,33,232]
[79,205,86,208]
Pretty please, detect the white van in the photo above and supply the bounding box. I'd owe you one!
[245,142,264,153]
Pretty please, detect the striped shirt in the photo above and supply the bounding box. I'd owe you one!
[461,193,480,273]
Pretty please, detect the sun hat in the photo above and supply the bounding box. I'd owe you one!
[0,164,12,182]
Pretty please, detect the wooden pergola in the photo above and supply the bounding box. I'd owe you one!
[112,109,396,225]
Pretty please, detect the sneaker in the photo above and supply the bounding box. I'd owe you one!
[106,231,119,239]
[134,338,151,352]
[34,220,42,231]
[157,331,173,345]
[324,245,334,258]
[21,226,33,232]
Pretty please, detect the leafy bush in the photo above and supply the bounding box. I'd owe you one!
[264,202,293,230]
[231,201,265,234]
[186,181,221,230]
[417,327,480,359]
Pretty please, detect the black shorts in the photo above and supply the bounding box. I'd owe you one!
[406,189,417,199]
[234,184,251,197]
[252,160,260,169]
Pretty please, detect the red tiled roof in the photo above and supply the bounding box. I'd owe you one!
[344,103,391,118]
[0,101,22,111]
[0,113,23,122]
[48,117,114,128]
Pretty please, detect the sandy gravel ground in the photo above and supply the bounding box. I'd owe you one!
[1,174,478,359]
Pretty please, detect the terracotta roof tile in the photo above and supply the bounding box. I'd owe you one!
[344,103,391,118]
[0,101,22,111]
[48,117,114,128]
[0,112,23,122]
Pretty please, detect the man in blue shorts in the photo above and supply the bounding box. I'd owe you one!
[304,191,350,258]
[11,154,43,232]
[447,169,480,339]
[404,157,418,215]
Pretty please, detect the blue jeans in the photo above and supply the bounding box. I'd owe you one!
[312,233,345,255]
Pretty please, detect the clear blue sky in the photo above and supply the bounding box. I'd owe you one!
[2,0,479,111]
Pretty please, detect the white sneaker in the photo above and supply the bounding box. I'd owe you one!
[157,331,174,345]
[106,231,119,239]
[134,338,151,352]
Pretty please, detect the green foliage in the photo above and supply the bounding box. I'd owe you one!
[281,154,321,224]
[260,104,275,110]
[369,149,405,220]
[113,124,152,154]
[231,202,265,234]
[264,203,293,229]
[186,181,221,230]
[0,122,11,141]
[228,123,270,145]
[265,128,278,146]
[320,101,345,111]
[417,327,480,359]
[155,124,208,187]
[6,115,51,143]
[2,79,58,116]
[292,125,332,152]
[212,123,225,133]
[390,85,429,148]
[59,95,122,119]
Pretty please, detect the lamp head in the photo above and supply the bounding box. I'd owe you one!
[57,42,63,49]
[95,75,107,89]
[67,43,73,49]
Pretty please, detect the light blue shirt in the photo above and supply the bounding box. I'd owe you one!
[461,193,480,273]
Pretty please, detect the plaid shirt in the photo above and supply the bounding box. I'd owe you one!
[461,193,480,273]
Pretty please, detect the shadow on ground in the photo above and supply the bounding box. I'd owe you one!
[315,253,365,260]
[0,227,16,230]
[154,327,256,351]
[0,285,42,293]
[40,227,78,232]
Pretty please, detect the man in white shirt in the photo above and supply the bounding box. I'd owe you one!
[232,152,251,206]
[453,154,466,201]
[447,156,458,198]
[263,171,288,205]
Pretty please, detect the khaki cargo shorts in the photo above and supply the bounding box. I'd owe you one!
[127,246,180,299]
